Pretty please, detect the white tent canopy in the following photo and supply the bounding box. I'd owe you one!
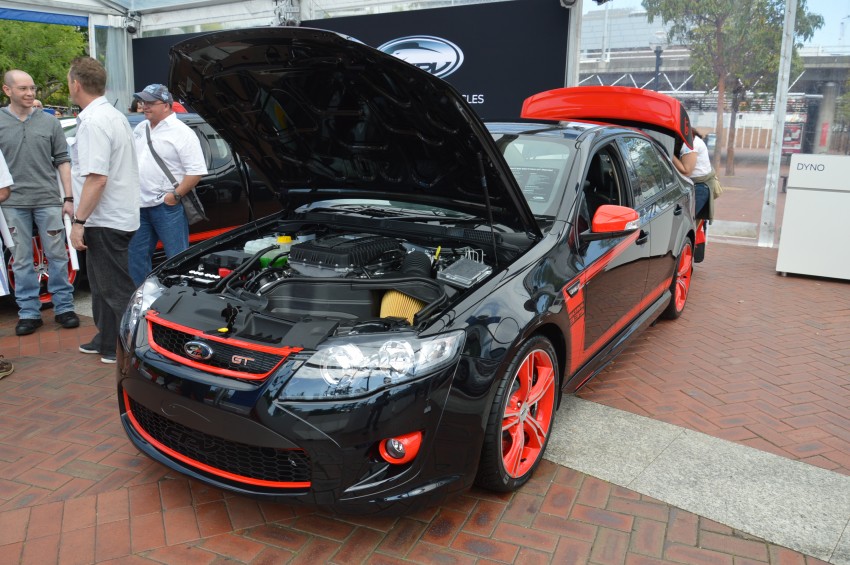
[0,0,292,109]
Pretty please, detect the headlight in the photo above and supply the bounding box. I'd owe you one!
[281,330,465,400]
[119,277,165,349]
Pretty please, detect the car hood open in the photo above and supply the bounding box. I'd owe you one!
[168,27,540,235]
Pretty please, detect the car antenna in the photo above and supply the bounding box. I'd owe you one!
[476,152,499,269]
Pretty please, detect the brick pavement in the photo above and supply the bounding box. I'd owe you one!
[0,149,844,565]
[0,236,844,563]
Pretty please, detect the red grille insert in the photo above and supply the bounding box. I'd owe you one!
[146,311,302,380]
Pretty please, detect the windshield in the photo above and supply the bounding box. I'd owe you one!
[491,134,571,224]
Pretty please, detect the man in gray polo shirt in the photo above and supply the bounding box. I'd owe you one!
[0,69,79,336]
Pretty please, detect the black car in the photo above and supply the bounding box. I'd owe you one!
[116,28,697,515]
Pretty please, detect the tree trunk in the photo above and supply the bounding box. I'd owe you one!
[726,86,742,176]
[713,77,726,171]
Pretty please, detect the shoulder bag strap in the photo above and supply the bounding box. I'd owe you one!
[146,124,179,189]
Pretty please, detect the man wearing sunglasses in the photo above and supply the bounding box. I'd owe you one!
[129,84,207,286]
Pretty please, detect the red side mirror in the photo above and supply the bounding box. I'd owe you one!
[591,205,639,233]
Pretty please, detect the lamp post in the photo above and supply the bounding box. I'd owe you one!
[653,45,663,91]
[650,30,666,92]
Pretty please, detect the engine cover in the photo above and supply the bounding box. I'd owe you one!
[288,234,402,278]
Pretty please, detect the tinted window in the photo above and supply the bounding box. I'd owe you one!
[621,137,667,206]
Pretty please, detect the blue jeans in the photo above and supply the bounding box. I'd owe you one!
[129,202,188,286]
[694,182,710,218]
[3,206,75,320]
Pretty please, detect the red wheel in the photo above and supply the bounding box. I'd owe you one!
[5,236,78,308]
[662,239,693,319]
[476,336,557,491]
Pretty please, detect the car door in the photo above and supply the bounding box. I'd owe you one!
[568,142,651,371]
[619,135,686,302]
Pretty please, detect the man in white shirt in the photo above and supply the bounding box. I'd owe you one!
[129,83,207,286]
[67,57,140,364]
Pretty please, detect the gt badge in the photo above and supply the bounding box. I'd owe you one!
[232,355,255,366]
[184,341,214,360]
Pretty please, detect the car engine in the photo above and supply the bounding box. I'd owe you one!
[156,225,498,338]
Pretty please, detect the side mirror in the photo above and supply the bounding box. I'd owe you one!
[581,205,640,242]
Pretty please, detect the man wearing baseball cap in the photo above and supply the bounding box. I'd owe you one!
[129,83,207,286]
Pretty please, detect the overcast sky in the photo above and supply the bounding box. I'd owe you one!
[583,0,850,46]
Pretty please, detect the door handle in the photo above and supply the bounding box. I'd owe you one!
[674,204,683,216]
[636,230,649,245]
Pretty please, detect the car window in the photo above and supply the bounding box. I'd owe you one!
[576,145,624,233]
[197,123,232,170]
[621,137,668,206]
[492,134,570,220]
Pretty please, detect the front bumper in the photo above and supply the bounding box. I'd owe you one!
[117,340,481,515]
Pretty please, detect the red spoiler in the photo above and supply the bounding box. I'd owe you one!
[521,86,694,150]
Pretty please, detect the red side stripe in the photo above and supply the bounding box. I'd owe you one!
[155,226,236,250]
[563,232,640,374]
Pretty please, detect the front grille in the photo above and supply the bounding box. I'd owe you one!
[150,323,283,376]
[129,396,311,485]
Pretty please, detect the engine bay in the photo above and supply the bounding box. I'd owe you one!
[148,215,526,347]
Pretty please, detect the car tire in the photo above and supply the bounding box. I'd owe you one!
[475,335,558,492]
[661,238,694,320]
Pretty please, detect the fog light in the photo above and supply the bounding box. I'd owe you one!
[379,431,422,465]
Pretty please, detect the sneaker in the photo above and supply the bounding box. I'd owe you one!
[15,318,43,336]
[79,342,99,354]
[101,354,117,364]
[55,311,80,329]
[0,356,13,379]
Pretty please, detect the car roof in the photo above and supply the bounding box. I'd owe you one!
[486,121,642,143]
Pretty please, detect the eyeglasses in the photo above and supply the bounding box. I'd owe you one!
[141,100,165,107]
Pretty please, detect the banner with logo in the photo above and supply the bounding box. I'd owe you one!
[303,0,570,120]
[133,0,570,121]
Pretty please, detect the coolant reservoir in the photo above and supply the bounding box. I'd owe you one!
[277,235,293,254]
[244,237,288,267]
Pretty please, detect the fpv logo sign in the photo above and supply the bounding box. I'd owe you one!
[378,36,464,79]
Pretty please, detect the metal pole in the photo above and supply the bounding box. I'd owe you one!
[758,0,797,247]
[565,0,583,87]
[654,46,663,91]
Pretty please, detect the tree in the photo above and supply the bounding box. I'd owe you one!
[642,0,822,173]
[0,21,87,108]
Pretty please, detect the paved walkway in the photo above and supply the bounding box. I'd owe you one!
[1,150,848,564]
[1,241,845,565]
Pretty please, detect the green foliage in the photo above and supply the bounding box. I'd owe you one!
[642,0,823,94]
[0,21,87,107]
